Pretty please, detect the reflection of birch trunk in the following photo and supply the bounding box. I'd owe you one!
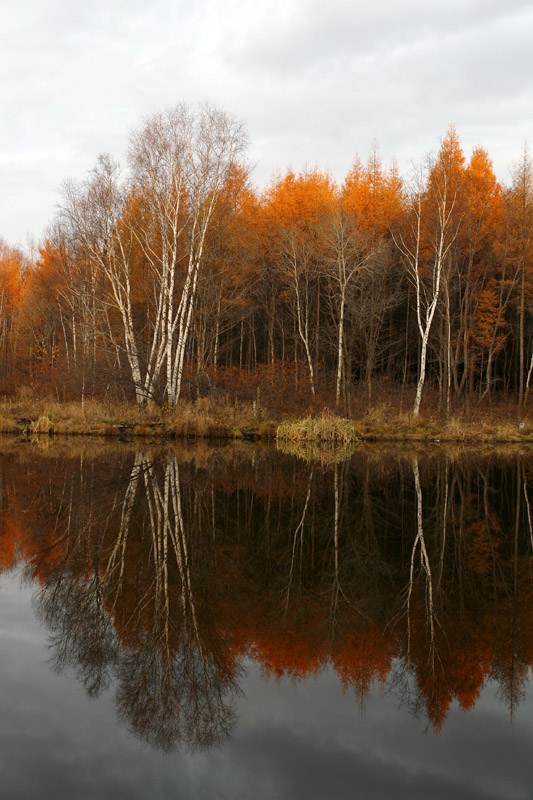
[169,459,203,651]
[408,458,435,664]
[522,463,533,552]
[32,450,238,751]
[130,453,237,750]
[285,469,313,613]
[34,457,130,698]
[102,451,143,607]
[506,458,522,721]
[331,464,340,628]
[142,455,202,650]
[438,459,449,589]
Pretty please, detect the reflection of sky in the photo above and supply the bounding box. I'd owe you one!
[1,570,532,800]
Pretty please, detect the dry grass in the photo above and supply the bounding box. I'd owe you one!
[0,395,276,440]
[0,414,19,433]
[29,415,56,435]
[277,411,360,443]
[0,397,138,435]
[439,416,533,443]
[1,393,533,444]
[348,403,533,443]
[277,438,358,464]
[257,421,278,440]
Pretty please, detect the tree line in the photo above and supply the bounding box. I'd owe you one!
[2,104,533,415]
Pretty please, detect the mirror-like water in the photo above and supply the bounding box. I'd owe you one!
[1,440,533,798]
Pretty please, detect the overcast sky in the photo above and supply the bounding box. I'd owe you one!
[1,0,532,248]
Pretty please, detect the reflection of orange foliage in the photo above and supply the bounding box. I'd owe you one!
[466,520,495,575]
[413,631,488,729]
[0,526,17,572]
[16,506,67,585]
[333,626,394,704]
[251,623,327,680]
[417,669,452,733]
[5,450,533,735]
[450,646,488,712]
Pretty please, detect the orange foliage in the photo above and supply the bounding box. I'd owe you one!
[343,146,405,236]
[465,146,502,240]
[262,167,337,232]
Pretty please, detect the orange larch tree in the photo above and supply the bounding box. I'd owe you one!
[340,145,405,406]
[261,168,337,399]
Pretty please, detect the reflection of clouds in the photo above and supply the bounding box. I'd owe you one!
[231,665,533,800]
[227,726,493,800]
[2,597,533,800]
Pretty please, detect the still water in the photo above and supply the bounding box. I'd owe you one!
[1,440,533,798]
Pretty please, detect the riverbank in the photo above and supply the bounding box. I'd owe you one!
[1,396,533,444]
[0,396,277,440]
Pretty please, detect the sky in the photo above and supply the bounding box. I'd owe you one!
[1,0,532,248]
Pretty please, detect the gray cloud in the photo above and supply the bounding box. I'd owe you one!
[1,0,532,246]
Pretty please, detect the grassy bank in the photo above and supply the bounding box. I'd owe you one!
[1,395,533,445]
[0,396,273,440]
[277,406,533,445]
[349,407,533,443]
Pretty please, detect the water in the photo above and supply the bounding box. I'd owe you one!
[1,439,533,798]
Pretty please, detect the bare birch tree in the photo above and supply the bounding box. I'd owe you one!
[59,104,247,407]
[129,103,247,406]
[322,206,370,409]
[395,143,462,415]
[59,155,126,400]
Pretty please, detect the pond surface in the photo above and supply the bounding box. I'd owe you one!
[1,440,533,798]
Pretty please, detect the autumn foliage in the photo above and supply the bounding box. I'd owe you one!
[2,114,533,415]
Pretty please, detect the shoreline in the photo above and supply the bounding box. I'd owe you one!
[1,397,533,445]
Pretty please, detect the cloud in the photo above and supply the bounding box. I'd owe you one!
[1,0,532,245]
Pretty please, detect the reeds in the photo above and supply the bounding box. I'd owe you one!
[277,438,357,464]
[29,415,55,435]
[276,411,360,443]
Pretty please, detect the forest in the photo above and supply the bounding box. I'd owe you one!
[1,103,533,420]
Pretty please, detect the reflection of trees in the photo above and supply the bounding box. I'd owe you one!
[490,457,531,719]
[3,445,533,740]
[33,451,240,752]
[115,454,240,751]
[407,457,435,656]
[38,562,119,696]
